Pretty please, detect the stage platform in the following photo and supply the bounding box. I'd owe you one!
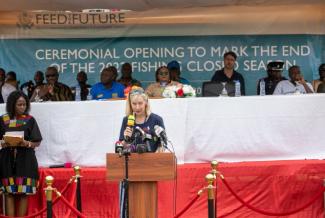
[0,160,321,218]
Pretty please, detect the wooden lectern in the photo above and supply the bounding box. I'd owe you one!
[106,153,176,218]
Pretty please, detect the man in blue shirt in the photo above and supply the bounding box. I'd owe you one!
[91,66,125,100]
[167,60,190,85]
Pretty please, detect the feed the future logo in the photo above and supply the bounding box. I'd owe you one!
[17,12,34,29]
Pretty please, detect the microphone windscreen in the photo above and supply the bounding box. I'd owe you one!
[127,115,135,127]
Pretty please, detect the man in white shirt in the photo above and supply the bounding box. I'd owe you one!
[273,65,313,95]
[2,71,17,102]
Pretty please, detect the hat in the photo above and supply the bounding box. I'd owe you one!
[167,60,180,70]
[267,61,284,71]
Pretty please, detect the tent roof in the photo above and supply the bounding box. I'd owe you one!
[0,0,323,11]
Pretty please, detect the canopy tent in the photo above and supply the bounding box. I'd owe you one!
[0,0,324,11]
[0,4,324,38]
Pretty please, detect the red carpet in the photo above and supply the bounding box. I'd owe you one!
[1,160,325,218]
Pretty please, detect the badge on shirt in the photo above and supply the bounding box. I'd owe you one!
[112,93,118,98]
[97,94,104,99]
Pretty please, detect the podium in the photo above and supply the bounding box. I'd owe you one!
[106,153,176,218]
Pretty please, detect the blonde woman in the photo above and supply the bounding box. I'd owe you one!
[119,87,165,152]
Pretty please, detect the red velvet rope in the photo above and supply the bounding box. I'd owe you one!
[217,191,261,218]
[0,177,74,218]
[63,181,77,218]
[221,176,325,216]
[59,194,86,218]
[0,196,60,218]
[174,192,201,218]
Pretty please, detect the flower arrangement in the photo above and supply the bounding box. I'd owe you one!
[162,84,196,98]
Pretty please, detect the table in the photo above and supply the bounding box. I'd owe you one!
[0,94,324,166]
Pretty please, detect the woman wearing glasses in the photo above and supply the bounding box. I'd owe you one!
[119,86,166,153]
[145,66,181,98]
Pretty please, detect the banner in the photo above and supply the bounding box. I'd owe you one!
[0,34,324,95]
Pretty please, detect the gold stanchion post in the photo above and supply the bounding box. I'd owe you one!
[210,160,218,218]
[74,166,82,217]
[45,176,54,218]
[206,173,215,218]
[210,160,219,180]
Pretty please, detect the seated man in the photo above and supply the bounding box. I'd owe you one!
[117,63,141,88]
[20,71,45,99]
[91,66,125,100]
[31,67,73,101]
[0,68,5,87]
[316,83,325,93]
[2,71,17,103]
[312,63,325,92]
[211,51,245,95]
[273,65,313,95]
[71,71,92,101]
[257,61,287,95]
[167,60,189,85]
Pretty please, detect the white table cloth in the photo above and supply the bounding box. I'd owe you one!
[1,94,323,166]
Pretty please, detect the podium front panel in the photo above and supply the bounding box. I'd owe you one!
[106,153,176,181]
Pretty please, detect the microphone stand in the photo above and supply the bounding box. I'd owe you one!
[122,132,143,217]
[120,146,131,218]
[124,151,130,218]
[161,140,173,153]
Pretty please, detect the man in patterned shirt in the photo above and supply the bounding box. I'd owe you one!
[31,67,73,101]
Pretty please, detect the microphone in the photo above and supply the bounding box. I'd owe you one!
[49,162,72,168]
[154,125,168,146]
[115,140,124,157]
[124,115,135,143]
[134,126,152,152]
[143,133,152,152]
[134,126,145,139]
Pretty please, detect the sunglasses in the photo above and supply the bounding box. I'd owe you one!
[158,71,169,76]
[46,74,57,78]
[130,89,145,95]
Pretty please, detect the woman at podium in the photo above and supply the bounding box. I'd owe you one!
[119,86,165,152]
[0,91,42,217]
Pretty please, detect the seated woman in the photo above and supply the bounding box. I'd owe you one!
[0,91,42,217]
[312,63,325,92]
[145,66,181,98]
[119,87,165,152]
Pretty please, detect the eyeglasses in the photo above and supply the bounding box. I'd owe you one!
[158,71,169,76]
[46,74,57,78]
